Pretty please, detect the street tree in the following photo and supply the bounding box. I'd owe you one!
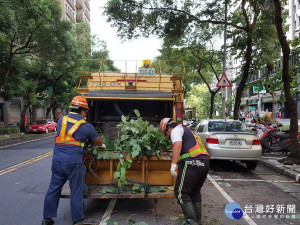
[246,1,281,123]
[104,0,267,120]
[186,84,221,118]
[0,0,70,94]
[155,43,223,118]
[273,0,300,162]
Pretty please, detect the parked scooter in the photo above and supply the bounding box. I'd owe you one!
[186,118,198,130]
[259,125,300,154]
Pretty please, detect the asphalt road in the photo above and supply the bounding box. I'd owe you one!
[0,137,299,225]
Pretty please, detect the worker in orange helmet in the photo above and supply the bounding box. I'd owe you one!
[159,118,210,225]
[42,96,105,225]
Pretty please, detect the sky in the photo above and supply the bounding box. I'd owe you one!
[90,1,162,72]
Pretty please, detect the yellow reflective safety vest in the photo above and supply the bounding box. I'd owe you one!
[175,126,209,162]
[55,115,86,147]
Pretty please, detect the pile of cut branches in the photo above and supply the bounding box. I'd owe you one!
[87,109,171,187]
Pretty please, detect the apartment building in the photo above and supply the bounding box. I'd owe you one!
[58,0,90,25]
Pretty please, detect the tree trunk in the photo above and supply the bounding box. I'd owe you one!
[265,62,277,124]
[233,30,253,120]
[273,0,300,160]
[271,92,277,124]
[209,91,217,119]
[20,106,29,133]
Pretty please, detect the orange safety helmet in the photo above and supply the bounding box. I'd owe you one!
[159,118,173,137]
[70,96,90,110]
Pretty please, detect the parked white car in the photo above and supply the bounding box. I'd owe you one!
[194,119,262,169]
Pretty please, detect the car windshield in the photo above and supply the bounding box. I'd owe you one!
[208,121,251,132]
[35,120,47,125]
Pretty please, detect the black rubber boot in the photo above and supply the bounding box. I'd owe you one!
[41,218,54,225]
[181,202,198,225]
[193,202,202,224]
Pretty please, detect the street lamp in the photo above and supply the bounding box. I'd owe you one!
[222,0,228,119]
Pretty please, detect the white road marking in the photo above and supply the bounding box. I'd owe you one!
[0,151,53,176]
[99,199,117,225]
[0,135,54,149]
[207,174,257,225]
[212,178,294,183]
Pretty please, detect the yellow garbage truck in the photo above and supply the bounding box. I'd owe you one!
[62,59,185,199]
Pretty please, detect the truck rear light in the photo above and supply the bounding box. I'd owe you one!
[175,102,183,122]
[252,139,261,145]
[206,137,219,144]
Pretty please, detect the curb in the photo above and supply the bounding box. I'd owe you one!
[259,159,300,183]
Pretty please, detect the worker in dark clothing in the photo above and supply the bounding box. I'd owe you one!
[42,96,105,225]
[160,118,210,225]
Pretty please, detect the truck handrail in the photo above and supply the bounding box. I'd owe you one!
[73,59,186,93]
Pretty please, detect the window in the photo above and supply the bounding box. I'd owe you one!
[197,122,204,132]
[36,120,47,125]
[208,121,250,132]
[0,103,3,122]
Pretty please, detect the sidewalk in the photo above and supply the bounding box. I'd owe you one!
[276,118,300,126]
[260,152,300,183]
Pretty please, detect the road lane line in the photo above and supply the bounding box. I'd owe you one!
[99,199,117,225]
[207,174,257,225]
[0,135,55,149]
[0,151,53,176]
[212,178,294,183]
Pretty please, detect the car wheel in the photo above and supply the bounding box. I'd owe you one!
[45,128,49,134]
[54,127,57,132]
[246,161,258,170]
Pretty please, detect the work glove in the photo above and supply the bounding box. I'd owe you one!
[100,143,106,149]
[170,163,178,177]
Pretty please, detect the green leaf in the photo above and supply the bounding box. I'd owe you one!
[120,135,128,141]
[128,219,136,225]
[121,115,127,123]
[121,167,126,174]
[111,153,119,158]
[92,149,98,155]
[106,219,114,224]
[130,139,138,145]
[170,216,180,221]
[103,151,111,159]
[132,150,140,157]
[134,109,140,117]
[101,186,107,194]
[97,152,104,159]
[149,187,166,193]
[114,171,121,179]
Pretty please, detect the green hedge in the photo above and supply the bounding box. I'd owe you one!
[0,126,20,135]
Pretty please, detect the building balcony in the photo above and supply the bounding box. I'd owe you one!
[76,0,83,10]
[84,9,90,21]
[84,0,90,10]
[66,9,75,23]
[66,0,75,10]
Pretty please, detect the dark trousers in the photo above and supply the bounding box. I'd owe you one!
[174,159,209,205]
[43,162,86,222]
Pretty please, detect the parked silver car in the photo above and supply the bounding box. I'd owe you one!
[194,119,262,169]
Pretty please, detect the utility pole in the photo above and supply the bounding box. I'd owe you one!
[222,0,228,119]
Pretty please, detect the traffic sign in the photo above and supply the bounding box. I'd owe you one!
[216,73,232,87]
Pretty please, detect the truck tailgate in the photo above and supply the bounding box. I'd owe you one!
[61,152,175,199]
